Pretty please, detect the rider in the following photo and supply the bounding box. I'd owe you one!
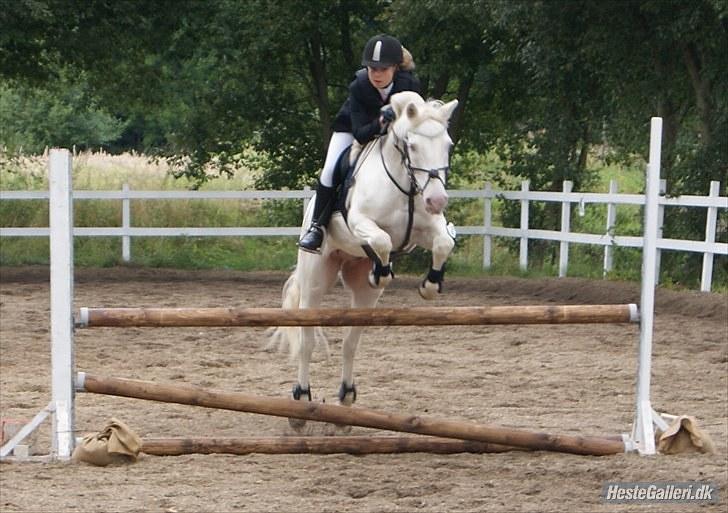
[297,34,421,254]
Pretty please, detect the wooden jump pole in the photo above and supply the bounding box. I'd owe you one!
[141,436,525,456]
[77,373,626,456]
[77,304,639,328]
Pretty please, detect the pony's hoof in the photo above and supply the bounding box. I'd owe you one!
[288,417,307,430]
[368,271,393,289]
[338,392,356,407]
[334,423,353,434]
[418,279,441,300]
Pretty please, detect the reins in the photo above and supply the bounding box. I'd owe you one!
[379,135,417,253]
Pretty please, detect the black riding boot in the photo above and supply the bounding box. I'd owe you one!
[297,181,336,254]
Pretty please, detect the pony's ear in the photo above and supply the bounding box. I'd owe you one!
[406,102,419,120]
[390,91,422,119]
[438,99,459,123]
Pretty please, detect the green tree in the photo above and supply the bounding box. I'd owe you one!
[0,71,125,153]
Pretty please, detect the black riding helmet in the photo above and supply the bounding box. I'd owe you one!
[361,34,403,68]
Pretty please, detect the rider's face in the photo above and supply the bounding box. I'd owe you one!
[367,65,397,89]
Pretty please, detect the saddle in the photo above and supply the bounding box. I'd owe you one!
[331,144,361,219]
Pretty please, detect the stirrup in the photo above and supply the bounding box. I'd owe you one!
[297,224,325,254]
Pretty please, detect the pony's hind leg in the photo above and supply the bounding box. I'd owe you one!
[289,252,340,429]
[339,258,385,406]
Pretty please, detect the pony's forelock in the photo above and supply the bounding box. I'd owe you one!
[393,101,448,139]
[412,118,446,138]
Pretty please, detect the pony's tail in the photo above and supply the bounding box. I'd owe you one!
[281,271,301,310]
[264,269,329,361]
[265,272,301,360]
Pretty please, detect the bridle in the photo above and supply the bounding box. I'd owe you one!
[381,131,451,196]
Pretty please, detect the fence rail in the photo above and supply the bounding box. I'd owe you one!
[1,180,726,291]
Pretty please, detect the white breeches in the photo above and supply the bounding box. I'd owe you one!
[320,132,354,187]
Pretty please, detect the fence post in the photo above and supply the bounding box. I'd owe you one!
[700,181,720,292]
[603,180,618,276]
[654,179,666,284]
[483,182,492,269]
[519,180,529,271]
[303,185,311,223]
[122,183,131,262]
[48,149,76,460]
[559,181,573,277]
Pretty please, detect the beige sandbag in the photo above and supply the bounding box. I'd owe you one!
[72,418,142,466]
[658,415,716,455]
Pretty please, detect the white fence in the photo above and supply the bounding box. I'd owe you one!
[1,177,726,291]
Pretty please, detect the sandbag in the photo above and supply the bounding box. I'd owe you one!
[658,415,716,455]
[71,418,142,466]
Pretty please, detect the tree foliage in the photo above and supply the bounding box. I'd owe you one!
[1,0,725,200]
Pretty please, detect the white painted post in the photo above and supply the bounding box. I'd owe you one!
[654,179,666,284]
[483,182,492,269]
[49,149,75,460]
[632,118,661,455]
[303,185,311,221]
[519,180,529,271]
[122,183,131,262]
[559,181,573,277]
[603,180,618,276]
[700,181,720,292]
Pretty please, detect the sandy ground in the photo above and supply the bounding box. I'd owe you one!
[0,266,726,513]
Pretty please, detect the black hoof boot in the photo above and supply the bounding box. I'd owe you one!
[297,224,324,254]
[338,382,357,405]
[289,383,312,429]
[336,382,357,431]
[292,383,312,401]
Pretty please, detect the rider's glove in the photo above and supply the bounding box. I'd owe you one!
[379,105,395,134]
[381,105,395,123]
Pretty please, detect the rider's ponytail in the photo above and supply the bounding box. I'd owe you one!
[400,47,415,71]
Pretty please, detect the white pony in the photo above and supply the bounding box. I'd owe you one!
[272,91,458,421]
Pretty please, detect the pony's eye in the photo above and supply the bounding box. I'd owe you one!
[408,144,417,153]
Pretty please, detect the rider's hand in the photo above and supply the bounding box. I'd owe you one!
[379,105,395,133]
[381,105,395,123]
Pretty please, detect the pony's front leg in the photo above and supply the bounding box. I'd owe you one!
[339,326,363,406]
[419,220,456,300]
[348,215,394,289]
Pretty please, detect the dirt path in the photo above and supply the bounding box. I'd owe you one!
[1,267,726,512]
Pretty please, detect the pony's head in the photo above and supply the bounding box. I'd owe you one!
[387,92,459,214]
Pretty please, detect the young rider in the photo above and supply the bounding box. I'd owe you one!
[297,34,421,254]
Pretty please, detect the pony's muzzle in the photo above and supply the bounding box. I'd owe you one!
[425,193,448,215]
